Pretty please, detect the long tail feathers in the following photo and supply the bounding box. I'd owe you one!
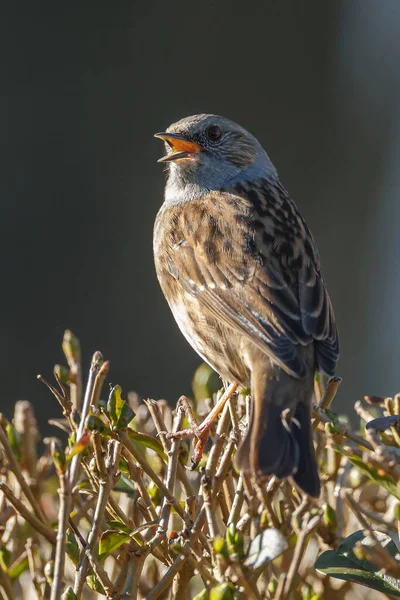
[253,405,299,479]
[236,399,320,498]
[292,403,320,497]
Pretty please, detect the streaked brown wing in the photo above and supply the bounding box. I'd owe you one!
[298,262,338,375]
[162,185,338,378]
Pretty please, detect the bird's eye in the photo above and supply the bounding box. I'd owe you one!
[206,125,222,142]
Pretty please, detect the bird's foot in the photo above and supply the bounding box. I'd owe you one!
[167,383,238,469]
[166,395,211,468]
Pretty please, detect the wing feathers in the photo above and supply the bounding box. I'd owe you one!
[164,183,338,377]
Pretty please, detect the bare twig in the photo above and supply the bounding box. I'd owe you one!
[280,511,322,599]
[145,399,195,497]
[148,401,184,549]
[315,407,374,451]
[69,351,104,487]
[0,567,15,600]
[0,418,47,523]
[73,440,121,597]
[313,376,342,430]
[227,475,244,526]
[0,482,56,544]
[121,432,192,529]
[145,553,187,600]
[232,563,261,600]
[202,471,219,539]
[50,468,71,600]
[129,550,148,600]
[317,376,342,411]
[85,549,117,598]
[171,559,195,600]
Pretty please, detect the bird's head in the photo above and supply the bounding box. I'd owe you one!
[155,114,277,200]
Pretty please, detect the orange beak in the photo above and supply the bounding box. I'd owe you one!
[154,132,203,162]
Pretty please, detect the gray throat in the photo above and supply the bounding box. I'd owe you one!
[163,158,278,208]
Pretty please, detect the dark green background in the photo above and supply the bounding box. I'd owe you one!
[2,1,400,430]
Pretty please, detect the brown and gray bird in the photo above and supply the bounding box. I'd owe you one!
[153,114,339,497]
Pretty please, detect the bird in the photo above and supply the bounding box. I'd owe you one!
[153,114,339,497]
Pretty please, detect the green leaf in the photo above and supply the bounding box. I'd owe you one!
[213,535,229,560]
[85,415,110,435]
[6,423,22,462]
[148,481,162,506]
[127,429,168,462]
[192,362,221,402]
[315,529,400,596]
[107,520,133,535]
[62,330,81,366]
[44,560,54,585]
[66,432,91,461]
[118,456,130,474]
[86,574,105,595]
[66,529,80,566]
[50,438,67,474]
[7,555,29,580]
[210,582,235,600]
[332,443,400,499]
[323,503,337,533]
[113,474,135,495]
[0,545,11,572]
[171,500,185,515]
[61,587,78,600]
[107,385,135,429]
[226,523,244,559]
[193,590,210,600]
[53,364,70,385]
[98,529,130,561]
[244,528,288,570]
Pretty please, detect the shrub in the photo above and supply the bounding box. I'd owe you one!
[0,331,399,599]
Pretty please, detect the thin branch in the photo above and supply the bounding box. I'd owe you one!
[50,470,71,600]
[202,471,219,539]
[0,418,47,523]
[121,432,192,529]
[0,567,15,600]
[69,351,104,487]
[145,399,195,497]
[280,511,322,599]
[73,440,121,597]
[85,549,117,598]
[128,550,148,600]
[145,554,187,600]
[315,407,374,451]
[147,402,184,550]
[171,560,195,600]
[227,476,244,526]
[186,553,218,587]
[0,482,56,544]
[231,563,261,600]
[313,377,342,430]
[317,376,342,411]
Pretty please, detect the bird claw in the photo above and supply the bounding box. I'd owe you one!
[167,423,211,469]
[166,394,213,468]
[167,384,238,468]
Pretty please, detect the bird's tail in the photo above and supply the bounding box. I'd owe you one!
[235,371,320,498]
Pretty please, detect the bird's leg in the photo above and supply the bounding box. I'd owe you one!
[166,395,200,438]
[167,383,238,468]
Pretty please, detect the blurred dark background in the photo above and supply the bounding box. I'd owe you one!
[1,1,400,432]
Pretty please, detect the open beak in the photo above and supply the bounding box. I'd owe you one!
[154,132,203,163]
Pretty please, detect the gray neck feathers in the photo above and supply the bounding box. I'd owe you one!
[162,152,278,207]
